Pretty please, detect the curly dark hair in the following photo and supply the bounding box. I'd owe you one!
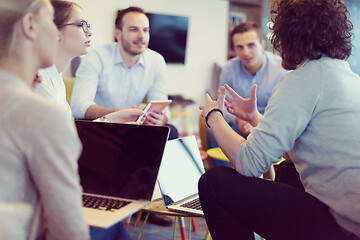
[270,0,353,70]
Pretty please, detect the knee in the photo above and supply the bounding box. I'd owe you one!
[166,123,179,140]
[198,167,231,195]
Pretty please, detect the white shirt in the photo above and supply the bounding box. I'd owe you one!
[36,65,72,117]
[71,43,169,119]
[0,71,89,240]
[236,57,360,236]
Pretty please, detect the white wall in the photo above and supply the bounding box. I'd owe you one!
[69,0,229,134]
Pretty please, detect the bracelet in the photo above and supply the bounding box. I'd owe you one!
[205,108,223,128]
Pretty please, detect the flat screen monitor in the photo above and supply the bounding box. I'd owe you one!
[147,13,189,64]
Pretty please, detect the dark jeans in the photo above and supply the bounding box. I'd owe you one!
[198,167,357,240]
[166,123,178,140]
[274,161,304,191]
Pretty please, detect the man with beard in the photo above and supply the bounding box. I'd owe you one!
[70,6,175,226]
[71,7,174,134]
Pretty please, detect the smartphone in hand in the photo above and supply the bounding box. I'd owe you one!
[136,100,172,124]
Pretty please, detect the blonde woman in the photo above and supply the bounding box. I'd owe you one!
[0,0,88,239]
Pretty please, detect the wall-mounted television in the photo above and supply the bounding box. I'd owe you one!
[147,13,189,64]
[117,10,189,64]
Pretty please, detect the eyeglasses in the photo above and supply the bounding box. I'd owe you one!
[59,20,91,33]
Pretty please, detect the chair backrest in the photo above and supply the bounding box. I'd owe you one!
[62,77,75,105]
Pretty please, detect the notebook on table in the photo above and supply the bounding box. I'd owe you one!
[157,135,205,217]
[75,120,169,228]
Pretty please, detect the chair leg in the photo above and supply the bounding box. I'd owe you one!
[130,211,143,236]
[188,218,192,240]
[173,216,178,240]
[204,229,211,240]
[124,215,131,229]
[179,217,187,240]
[191,217,197,232]
[136,213,150,240]
[136,211,142,226]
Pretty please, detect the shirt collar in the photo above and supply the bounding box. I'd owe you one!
[239,52,267,77]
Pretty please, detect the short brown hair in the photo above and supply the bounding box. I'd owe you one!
[115,6,147,30]
[230,21,262,49]
[270,0,353,70]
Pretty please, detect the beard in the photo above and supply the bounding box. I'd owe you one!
[120,36,148,56]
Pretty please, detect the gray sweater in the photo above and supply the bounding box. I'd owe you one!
[236,57,360,236]
[0,71,89,239]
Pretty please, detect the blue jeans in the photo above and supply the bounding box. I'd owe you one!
[206,123,247,167]
[90,221,131,240]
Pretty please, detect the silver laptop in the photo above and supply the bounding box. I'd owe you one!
[75,120,169,228]
[157,135,205,217]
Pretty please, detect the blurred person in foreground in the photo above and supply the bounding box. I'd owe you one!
[0,0,88,239]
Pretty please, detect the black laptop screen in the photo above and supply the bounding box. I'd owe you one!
[75,121,169,201]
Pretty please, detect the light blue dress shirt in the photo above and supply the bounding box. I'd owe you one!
[71,43,169,119]
[219,51,287,124]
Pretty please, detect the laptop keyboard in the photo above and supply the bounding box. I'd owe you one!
[180,198,202,211]
[83,195,131,212]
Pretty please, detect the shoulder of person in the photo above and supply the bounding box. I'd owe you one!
[84,43,117,64]
[143,48,166,65]
[264,51,282,64]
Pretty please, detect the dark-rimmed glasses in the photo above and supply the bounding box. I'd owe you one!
[59,20,90,33]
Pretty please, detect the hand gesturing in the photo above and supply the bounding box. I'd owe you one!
[223,84,259,124]
[199,86,226,119]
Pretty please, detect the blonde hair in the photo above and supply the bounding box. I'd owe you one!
[0,0,45,62]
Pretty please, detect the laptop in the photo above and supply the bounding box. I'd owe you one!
[75,120,169,228]
[157,135,205,217]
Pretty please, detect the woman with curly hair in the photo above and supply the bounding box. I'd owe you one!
[198,0,360,239]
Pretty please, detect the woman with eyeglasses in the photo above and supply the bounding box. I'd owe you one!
[35,0,143,123]
[0,0,89,239]
[34,1,134,239]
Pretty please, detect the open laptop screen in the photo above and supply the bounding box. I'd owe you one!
[75,121,169,201]
[157,136,205,206]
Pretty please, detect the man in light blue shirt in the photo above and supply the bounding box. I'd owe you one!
[71,6,172,130]
[70,6,177,226]
[207,22,287,166]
